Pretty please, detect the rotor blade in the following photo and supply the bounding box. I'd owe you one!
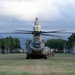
[42,33,63,37]
[16,30,65,33]
[41,30,64,33]
[16,30,75,34]
[0,32,32,34]
[41,30,75,34]
[16,30,33,32]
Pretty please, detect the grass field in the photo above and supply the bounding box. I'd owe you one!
[0,53,75,75]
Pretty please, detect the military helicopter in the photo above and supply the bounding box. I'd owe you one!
[24,18,64,59]
[0,18,72,59]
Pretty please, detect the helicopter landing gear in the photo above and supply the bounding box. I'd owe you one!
[26,56,30,59]
[44,56,47,59]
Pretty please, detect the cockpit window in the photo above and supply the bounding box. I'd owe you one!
[32,42,41,48]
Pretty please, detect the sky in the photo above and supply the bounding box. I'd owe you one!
[0,0,75,39]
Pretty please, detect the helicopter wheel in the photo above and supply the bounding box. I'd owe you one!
[44,56,47,59]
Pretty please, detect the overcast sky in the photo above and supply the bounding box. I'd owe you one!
[0,0,75,39]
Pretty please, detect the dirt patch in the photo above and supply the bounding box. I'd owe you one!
[1,66,75,74]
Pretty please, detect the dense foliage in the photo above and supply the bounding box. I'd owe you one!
[46,38,66,52]
[46,33,75,52]
[0,36,21,53]
[67,33,75,49]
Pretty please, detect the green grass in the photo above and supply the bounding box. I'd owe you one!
[0,53,75,75]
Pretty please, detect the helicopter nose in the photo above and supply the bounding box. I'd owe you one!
[36,44,39,47]
[35,43,40,48]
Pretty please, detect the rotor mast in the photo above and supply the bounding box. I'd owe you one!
[33,18,42,42]
[34,18,41,31]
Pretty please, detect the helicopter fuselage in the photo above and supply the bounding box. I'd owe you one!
[26,18,49,59]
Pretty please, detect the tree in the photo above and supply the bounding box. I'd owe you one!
[67,33,75,49]
[14,38,21,49]
[0,36,21,54]
[0,39,2,53]
[0,39,5,53]
[46,38,66,53]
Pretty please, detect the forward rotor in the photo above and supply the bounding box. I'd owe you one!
[0,30,73,37]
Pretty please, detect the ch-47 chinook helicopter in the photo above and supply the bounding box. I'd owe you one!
[14,18,68,59]
[24,18,64,59]
[0,18,72,59]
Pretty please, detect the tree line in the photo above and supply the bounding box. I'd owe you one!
[25,33,75,53]
[46,33,75,53]
[0,36,21,54]
[0,33,75,54]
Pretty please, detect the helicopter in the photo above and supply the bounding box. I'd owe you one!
[14,18,66,59]
[0,17,72,59]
